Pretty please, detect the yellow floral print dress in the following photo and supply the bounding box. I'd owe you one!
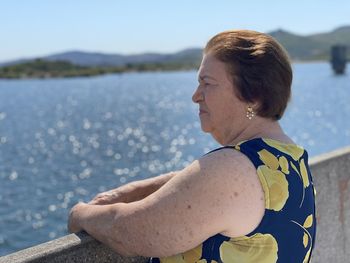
[149,138,316,263]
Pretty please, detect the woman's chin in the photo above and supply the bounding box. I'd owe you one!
[200,123,213,133]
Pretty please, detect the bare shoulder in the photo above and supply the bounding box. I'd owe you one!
[200,147,256,176]
[197,147,265,237]
[194,147,261,193]
[167,147,265,237]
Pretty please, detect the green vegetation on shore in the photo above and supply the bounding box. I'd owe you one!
[0,59,199,79]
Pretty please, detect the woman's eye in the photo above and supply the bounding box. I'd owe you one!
[198,81,214,88]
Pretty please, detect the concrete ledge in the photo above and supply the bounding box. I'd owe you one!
[309,145,350,262]
[309,145,350,166]
[0,232,148,263]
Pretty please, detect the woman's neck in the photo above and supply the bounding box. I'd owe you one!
[221,117,293,146]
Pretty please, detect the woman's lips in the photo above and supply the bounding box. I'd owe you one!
[199,109,208,114]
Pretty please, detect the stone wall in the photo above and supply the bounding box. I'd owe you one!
[1,146,350,263]
[0,232,148,263]
[309,146,350,262]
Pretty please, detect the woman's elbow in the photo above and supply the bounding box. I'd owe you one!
[112,246,138,257]
[107,236,140,257]
[110,236,175,258]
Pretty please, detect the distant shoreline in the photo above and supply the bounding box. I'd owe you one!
[0,59,340,80]
[0,59,199,79]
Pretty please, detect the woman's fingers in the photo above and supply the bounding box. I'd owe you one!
[88,191,120,205]
[88,198,112,205]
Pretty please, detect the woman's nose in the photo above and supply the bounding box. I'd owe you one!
[192,86,203,103]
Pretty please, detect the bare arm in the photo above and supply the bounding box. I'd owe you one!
[89,171,177,205]
[68,149,265,257]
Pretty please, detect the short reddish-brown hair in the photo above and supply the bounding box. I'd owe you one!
[204,29,293,120]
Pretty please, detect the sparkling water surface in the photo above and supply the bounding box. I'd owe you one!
[0,62,349,256]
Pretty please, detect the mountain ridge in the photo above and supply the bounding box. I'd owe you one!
[1,26,349,67]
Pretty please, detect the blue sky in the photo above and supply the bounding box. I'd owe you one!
[1,0,349,62]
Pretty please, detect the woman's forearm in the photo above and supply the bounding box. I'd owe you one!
[73,172,179,255]
[90,171,177,204]
[126,171,177,202]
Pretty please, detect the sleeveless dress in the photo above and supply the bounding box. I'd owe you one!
[149,138,317,263]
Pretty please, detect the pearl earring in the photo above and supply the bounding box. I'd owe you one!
[246,106,255,120]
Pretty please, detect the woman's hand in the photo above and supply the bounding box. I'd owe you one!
[68,202,87,233]
[66,201,137,256]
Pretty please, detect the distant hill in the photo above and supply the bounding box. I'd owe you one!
[44,48,203,67]
[309,26,350,45]
[269,29,328,60]
[0,48,203,68]
[269,26,350,60]
[0,26,349,67]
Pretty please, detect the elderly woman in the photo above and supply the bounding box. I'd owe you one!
[68,30,316,263]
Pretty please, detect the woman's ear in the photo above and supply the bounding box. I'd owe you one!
[251,101,261,111]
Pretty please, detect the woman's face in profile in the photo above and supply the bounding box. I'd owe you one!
[192,53,249,143]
